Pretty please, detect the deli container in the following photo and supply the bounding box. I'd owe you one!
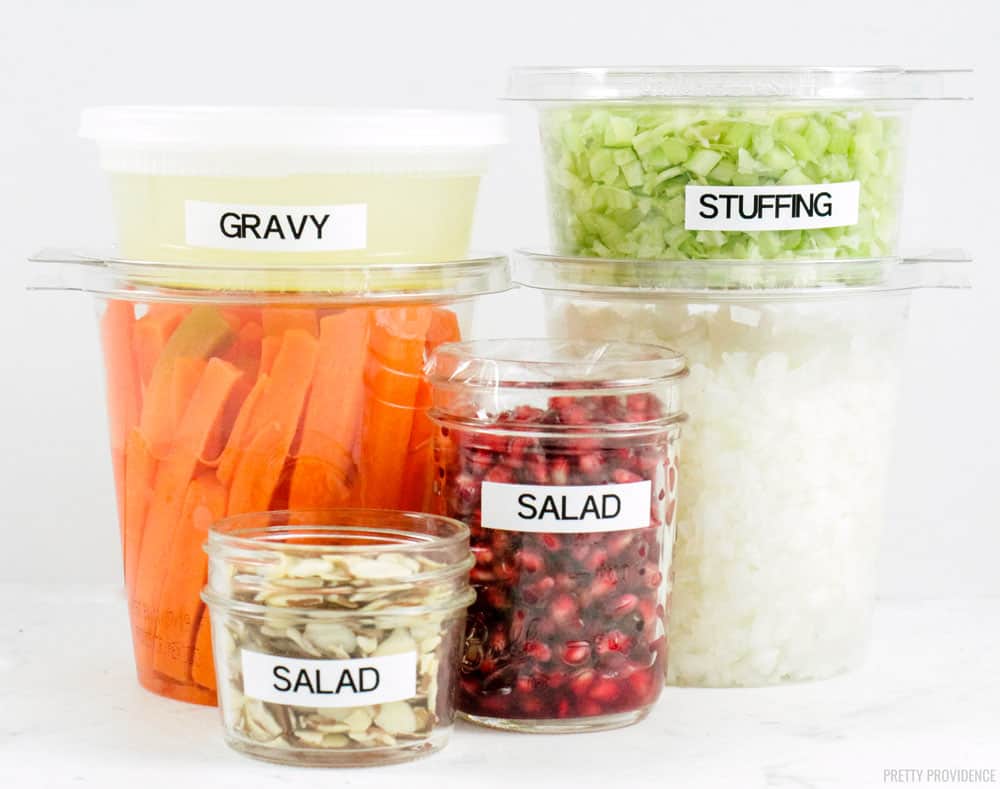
[80,107,506,274]
[516,252,970,687]
[29,250,509,704]
[202,509,474,766]
[427,339,687,731]
[507,67,971,260]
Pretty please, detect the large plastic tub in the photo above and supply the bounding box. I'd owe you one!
[516,252,969,686]
[29,251,510,704]
[507,67,971,260]
[80,107,506,272]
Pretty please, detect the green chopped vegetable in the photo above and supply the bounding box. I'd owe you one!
[539,104,904,263]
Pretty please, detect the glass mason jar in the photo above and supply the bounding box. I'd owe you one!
[426,339,687,733]
[201,508,475,767]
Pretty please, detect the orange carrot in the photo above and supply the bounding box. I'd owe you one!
[227,329,319,515]
[100,300,141,548]
[132,358,243,667]
[123,428,156,593]
[169,357,208,435]
[216,373,269,485]
[138,307,234,458]
[259,335,281,376]
[288,308,369,509]
[397,308,462,510]
[262,307,319,338]
[357,307,433,508]
[425,307,462,350]
[132,305,188,389]
[191,611,217,692]
[152,473,226,683]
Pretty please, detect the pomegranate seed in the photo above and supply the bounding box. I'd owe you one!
[523,640,552,662]
[516,549,544,574]
[589,678,622,704]
[562,640,591,665]
[473,545,494,566]
[568,669,596,696]
[583,549,608,573]
[484,465,515,484]
[611,468,642,484]
[607,593,639,618]
[550,458,570,485]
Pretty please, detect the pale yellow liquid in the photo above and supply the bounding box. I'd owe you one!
[109,172,482,291]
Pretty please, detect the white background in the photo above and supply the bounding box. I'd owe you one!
[0,0,997,784]
[2,0,995,597]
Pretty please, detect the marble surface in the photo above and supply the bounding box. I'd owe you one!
[1,584,997,788]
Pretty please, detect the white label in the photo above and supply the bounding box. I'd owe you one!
[684,181,860,231]
[184,201,367,251]
[481,480,652,534]
[240,649,416,708]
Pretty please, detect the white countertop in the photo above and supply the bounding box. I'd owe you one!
[1,584,997,789]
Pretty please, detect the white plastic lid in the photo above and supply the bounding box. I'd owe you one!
[507,66,974,102]
[80,106,507,149]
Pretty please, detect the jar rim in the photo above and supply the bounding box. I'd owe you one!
[206,508,470,557]
[425,338,688,391]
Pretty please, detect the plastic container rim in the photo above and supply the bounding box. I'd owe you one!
[506,65,974,102]
[513,249,972,300]
[27,248,512,305]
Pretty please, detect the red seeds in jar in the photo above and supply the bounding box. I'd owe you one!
[426,339,686,733]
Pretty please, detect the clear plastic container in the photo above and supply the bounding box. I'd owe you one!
[507,67,972,260]
[202,509,474,766]
[515,252,970,687]
[80,107,506,270]
[28,251,509,704]
[426,339,687,731]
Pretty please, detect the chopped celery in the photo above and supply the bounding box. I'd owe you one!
[539,105,903,266]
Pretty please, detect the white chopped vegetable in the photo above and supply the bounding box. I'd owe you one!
[556,293,909,686]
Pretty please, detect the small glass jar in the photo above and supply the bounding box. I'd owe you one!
[426,339,687,733]
[201,508,474,767]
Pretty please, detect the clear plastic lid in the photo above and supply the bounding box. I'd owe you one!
[28,249,511,305]
[426,338,688,432]
[515,250,971,301]
[507,66,974,102]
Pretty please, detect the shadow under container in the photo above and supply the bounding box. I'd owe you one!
[80,107,506,269]
[516,252,970,687]
[29,251,509,705]
[508,67,971,261]
[201,509,474,767]
[426,338,687,732]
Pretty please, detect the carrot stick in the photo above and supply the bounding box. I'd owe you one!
[132,305,188,389]
[262,307,319,338]
[425,307,462,350]
[397,308,461,510]
[191,610,217,692]
[259,335,281,376]
[169,358,208,435]
[138,306,234,458]
[131,358,243,667]
[357,307,433,508]
[152,472,226,683]
[216,373,269,485]
[288,308,369,509]
[123,428,156,594]
[100,300,141,550]
[227,329,319,515]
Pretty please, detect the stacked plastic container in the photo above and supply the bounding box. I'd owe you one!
[509,66,973,687]
[31,107,509,706]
